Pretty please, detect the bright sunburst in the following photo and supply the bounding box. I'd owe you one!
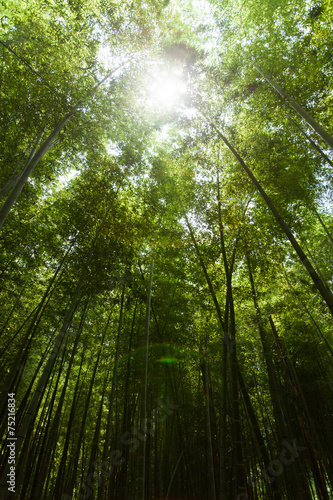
[147,70,187,108]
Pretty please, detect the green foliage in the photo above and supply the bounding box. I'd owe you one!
[1,0,333,498]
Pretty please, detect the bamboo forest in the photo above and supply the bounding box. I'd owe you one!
[1,0,333,498]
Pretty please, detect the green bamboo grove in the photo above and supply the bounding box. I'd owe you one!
[1,0,333,499]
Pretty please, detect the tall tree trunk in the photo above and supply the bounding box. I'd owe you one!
[53,348,86,498]
[0,287,26,339]
[116,298,138,500]
[19,337,69,500]
[216,171,246,497]
[0,111,73,230]
[312,206,333,248]
[219,337,228,500]
[97,282,126,500]
[0,111,53,202]
[183,211,227,336]
[81,369,111,498]
[201,353,218,499]
[70,331,106,500]
[216,170,230,500]
[228,288,246,498]
[269,316,322,500]
[252,61,333,151]
[203,114,333,318]
[0,248,89,498]
[0,240,73,417]
[245,248,319,497]
[137,258,154,500]
[184,207,246,497]
[30,299,89,499]
[0,62,128,230]
[283,109,333,168]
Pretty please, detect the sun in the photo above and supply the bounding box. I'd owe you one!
[147,70,186,108]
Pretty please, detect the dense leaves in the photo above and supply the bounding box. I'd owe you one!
[1,1,333,499]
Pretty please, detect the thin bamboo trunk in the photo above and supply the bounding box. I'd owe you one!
[69,333,106,500]
[0,251,89,497]
[0,241,72,416]
[219,339,228,500]
[246,250,318,497]
[301,237,328,288]
[31,300,89,499]
[53,348,86,498]
[229,293,246,498]
[216,172,246,497]
[269,316,320,500]
[97,284,126,500]
[20,340,68,499]
[116,299,138,500]
[201,355,218,499]
[203,114,333,318]
[0,111,73,230]
[0,112,52,201]
[0,333,54,482]
[0,61,128,230]
[0,290,26,339]
[253,61,333,151]
[137,258,154,500]
[82,370,110,497]
[313,206,333,248]
[216,171,230,500]
[284,110,333,168]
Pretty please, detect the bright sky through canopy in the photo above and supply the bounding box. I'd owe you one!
[147,69,187,109]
